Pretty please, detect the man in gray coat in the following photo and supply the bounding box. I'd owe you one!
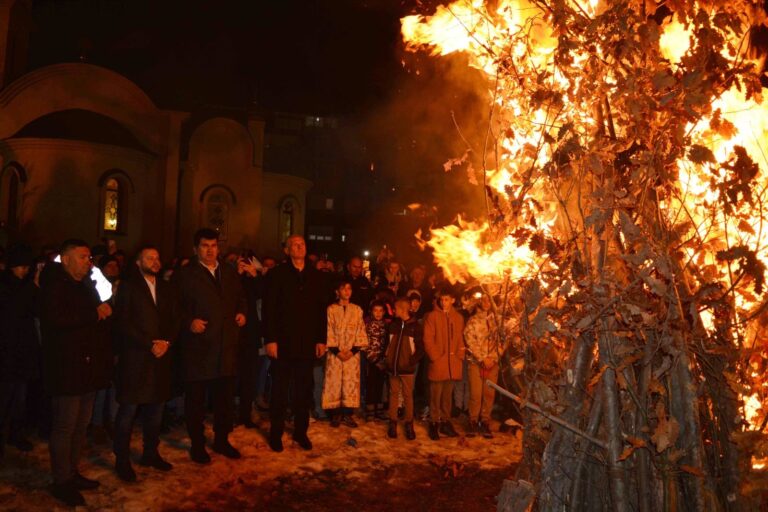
[176,229,246,463]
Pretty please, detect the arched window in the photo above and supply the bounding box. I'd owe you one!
[103,178,120,232]
[0,162,26,230]
[279,196,299,244]
[98,170,134,235]
[200,185,236,242]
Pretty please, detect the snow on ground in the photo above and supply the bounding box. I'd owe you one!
[0,413,522,511]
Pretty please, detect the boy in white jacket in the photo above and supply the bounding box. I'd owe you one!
[322,281,368,427]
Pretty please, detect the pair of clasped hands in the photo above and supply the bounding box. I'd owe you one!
[264,342,327,360]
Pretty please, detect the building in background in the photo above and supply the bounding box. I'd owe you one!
[0,0,311,257]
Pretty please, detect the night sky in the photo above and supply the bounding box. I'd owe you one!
[28,0,419,115]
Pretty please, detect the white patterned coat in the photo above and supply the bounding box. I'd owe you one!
[321,302,368,409]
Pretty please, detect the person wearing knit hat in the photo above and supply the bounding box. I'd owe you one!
[0,244,40,458]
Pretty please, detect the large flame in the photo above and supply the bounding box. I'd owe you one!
[402,0,767,462]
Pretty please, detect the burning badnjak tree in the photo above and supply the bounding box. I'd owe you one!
[402,0,768,510]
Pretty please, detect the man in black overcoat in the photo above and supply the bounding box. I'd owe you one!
[175,229,246,463]
[40,239,114,507]
[0,245,39,456]
[113,246,180,482]
[263,234,327,452]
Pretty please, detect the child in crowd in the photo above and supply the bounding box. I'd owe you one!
[322,281,368,428]
[364,301,390,421]
[464,293,507,438]
[384,297,424,440]
[423,288,465,441]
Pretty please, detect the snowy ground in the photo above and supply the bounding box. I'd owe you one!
[0,412,522,511]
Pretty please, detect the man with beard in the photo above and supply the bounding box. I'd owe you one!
[176,229,246,463]
[113,246,179,481]
[263,235,327,452]
[40,240,114,507]
[346,256,372,310]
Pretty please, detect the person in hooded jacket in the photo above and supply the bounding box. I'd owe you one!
[384,297,424,440]
[0,245,39,456]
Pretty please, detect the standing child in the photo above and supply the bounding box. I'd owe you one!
[322,281,368,427]
[384,297,424,440]
[364,301,389,421]
[423,288,465,441]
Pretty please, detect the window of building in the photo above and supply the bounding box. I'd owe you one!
[279,197,297,244]
[0,163,26,230]
[103,178,120,232]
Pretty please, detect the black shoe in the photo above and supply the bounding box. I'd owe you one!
[115,458,137,482]
[340,415,358,428]
[292,436,313,451]
[479,421,494,439]
[466,421,477,438]
[139,453,173,471]
[387,421,397,439]
[190,444,211,464]
[50,482,85,507]
[404,421,416,441]
[213,439,241,459]
[269,437,284,453]
[428,422,440,441]
[72,472,100,490]
[9,436,33,452]
[439,421,459,438]
[240,419,258,429]
[330,416,341,428]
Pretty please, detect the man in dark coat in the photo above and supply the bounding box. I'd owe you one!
[346,256,373,310]
[113,246,179,482]
[175,229,246,463]
[0,245,39,456]
[40,239,114,507]
[263,235,327,452]
[236,255,263,428]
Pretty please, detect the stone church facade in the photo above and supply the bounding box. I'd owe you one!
[0,0,311,257]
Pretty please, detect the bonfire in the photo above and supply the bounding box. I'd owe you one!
[402,0,768,510]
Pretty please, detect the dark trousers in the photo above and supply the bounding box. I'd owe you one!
[113,402,163,459]
[0,381,28,441]
[238,344,259,421]
[184,377,235,447]
[50,393,96,484]
[366,364,387,405]
[269,358,313,441]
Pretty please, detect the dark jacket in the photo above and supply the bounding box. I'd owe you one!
[115,273,180,404]
[0,272,40,382]
[39,264,114,396]
[348,274,373,310]
[262,260,327,360]
[175,259,247,382]
[384,316,424,376]
[240,274,263,349]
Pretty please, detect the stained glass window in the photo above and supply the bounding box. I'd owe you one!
[103,178,119,231]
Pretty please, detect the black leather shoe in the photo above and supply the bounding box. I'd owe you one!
[387,420,397,439]
[439,421,459,438]
[9,436,33,452]
[466,421,478,438]
[269,437,284,453]
[404,421,416,441]
[190,444,211,464]
[50,482,85,507]
[292,436,313,451]
[115,458,137,482]
[72,472,100,490]
[329,415,340,428]
[428,422,440,441]
[479,421,494,439]
[139,453,173,471]
[213,439,241,459]
[340,415,358,428]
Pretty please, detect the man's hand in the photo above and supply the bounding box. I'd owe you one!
[97,302,112,321]
[151,340,170,358]
[339,350,354,362]
[235,313,246,327]
[190,318,208,333]
[266,342,278,359]
[315,344,327,358]
[238,258,258,277]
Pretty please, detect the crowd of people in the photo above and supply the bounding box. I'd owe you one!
[0,230,519,507]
